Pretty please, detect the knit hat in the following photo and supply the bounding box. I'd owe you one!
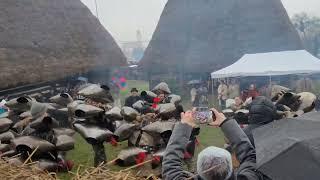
[30,102,48,120]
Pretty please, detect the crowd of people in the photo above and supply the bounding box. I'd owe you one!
[0,79,318,179]
[217,79,260,110]
[163,86,318,180]
[217,77,318,110]
[190,84,209,107]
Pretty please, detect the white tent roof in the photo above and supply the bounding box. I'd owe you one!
[211,50,320,78]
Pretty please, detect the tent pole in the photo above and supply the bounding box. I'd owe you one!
[269,76,272,97]
[211,78,214,95]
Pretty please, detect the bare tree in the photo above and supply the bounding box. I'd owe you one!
[292,13,320,57]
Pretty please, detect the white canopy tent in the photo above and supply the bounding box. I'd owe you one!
[211,50,320,79]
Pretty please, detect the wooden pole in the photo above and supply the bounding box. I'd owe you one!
[269,76,272,97]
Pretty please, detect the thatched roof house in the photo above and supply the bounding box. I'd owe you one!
[0,0,126,88]
[141,0,303,75]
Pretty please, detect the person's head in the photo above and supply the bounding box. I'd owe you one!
[234,97,243,106]
[158,93,166,102]
[249,84,255,90]
[130,88,139,96]
[197,146,233,180]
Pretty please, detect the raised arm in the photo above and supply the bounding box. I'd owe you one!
[162,111,196,180]
[210,108,264,179]
[220,119,255,164]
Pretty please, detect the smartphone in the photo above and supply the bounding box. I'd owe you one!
[193,107,215,124]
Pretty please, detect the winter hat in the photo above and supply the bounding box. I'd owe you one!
[131,88,138,93]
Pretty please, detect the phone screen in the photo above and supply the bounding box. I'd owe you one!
[193,107,213,124]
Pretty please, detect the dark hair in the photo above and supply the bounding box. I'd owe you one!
[101,85,110,91]
[140,91,147,96]
[131,88,138,93]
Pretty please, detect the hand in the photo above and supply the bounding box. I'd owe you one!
[209,108,227,127]
[181,110,196,128]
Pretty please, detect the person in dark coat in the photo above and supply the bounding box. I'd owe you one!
[162,109,268,180]
[243,96,276,147]
[124,88,141,107]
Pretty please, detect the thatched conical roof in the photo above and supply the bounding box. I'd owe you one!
[141,0,303,74]
[0,0,126,88]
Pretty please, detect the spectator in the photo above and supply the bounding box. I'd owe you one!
[162,108,267,180]
[152,82,172,104]
[124,88,141,107]
[248,84,259,99]
[240,90,249,102]
[259,84,270,98]
[158,92,167,104]
[218,80,228,109]
[230,97,243,111]
[243,96,276,147]
[228,79,240,99]
[198,84,209,107]
[295,77,315,93]
[190,86,197,106]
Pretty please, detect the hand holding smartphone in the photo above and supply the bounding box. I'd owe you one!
[193,107,216,124]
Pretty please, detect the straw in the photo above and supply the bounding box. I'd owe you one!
[0,159,55,180]
[70,162,158,180]
[22,146,39,166]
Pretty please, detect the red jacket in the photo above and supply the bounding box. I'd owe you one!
[248,90,259,98]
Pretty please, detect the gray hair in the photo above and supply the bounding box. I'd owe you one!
[197,146,232,180]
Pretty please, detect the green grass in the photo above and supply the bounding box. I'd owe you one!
[119,80,150,105]
[59,127,224,179]
[58,80,225,179]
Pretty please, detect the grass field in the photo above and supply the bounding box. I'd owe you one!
[59,80,225,179]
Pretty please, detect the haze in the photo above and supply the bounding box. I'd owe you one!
[81,0,320,43]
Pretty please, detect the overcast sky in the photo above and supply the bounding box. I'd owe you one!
[81,0,320,43]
